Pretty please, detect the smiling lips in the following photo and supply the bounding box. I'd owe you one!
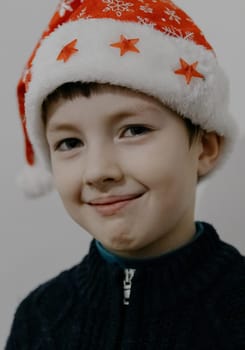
[88,193,144,216]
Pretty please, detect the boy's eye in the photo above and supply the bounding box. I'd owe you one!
[54,125,152,151]
[122,125,152,137]
[55,138,82,151]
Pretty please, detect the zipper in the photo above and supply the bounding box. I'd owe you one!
[123,268,136,305]
[114,269,136,349]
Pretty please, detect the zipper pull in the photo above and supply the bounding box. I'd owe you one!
[123,268,136,305]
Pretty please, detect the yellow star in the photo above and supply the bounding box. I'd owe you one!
[110,35,140,56]
[174,58,204,85]
[57,39,79,62]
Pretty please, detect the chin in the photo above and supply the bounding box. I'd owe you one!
[102,233,136,252]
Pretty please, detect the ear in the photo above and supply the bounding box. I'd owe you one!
[197,131,225,177]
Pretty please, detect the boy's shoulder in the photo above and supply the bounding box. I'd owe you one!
[215,249,245,342]
[217,242,245,301]
[5,261,83,348]
[13,260,81,330]
[215,240,245,301]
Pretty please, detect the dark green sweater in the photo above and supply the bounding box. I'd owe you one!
[5,221,245,349]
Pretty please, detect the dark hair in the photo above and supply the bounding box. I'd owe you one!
[42,81,203,148]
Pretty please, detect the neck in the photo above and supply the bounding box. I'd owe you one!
[95,221,204,268]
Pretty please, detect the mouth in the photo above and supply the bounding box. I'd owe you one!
[89,193,144,216]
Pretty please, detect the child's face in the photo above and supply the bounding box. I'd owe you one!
[45,88,203,258]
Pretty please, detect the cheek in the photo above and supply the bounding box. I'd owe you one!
[130,140,193,209]
[124,139,186,187]
[51,159,81,202]
[52,163,84,225]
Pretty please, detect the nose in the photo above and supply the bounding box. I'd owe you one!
[83,146,123,187]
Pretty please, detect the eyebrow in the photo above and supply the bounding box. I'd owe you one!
[46,104,163,133]
[46,123,80,134]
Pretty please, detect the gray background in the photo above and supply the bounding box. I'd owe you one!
[1,0,244,347]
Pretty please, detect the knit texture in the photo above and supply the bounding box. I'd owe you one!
[5,222,245,349]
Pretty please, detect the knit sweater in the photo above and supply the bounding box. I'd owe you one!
[5,221,245,349]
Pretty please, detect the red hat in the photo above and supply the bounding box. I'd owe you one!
[17,0,238,197]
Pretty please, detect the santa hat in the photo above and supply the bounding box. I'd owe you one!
[17,0,238,197]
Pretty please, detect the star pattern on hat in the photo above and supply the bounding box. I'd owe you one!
[174,58,204,84]
[57,39,79,62]
[110,35,140,56]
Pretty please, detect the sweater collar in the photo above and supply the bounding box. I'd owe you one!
[75,221,227,309]
[95,221,204,268]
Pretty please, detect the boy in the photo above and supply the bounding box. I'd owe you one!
[6,0,245,349]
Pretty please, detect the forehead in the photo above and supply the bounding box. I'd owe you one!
[45,87,177,129]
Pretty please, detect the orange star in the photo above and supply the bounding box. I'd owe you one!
[110,35,140,56]
[57,39,79,62]
[174,58,204,85]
